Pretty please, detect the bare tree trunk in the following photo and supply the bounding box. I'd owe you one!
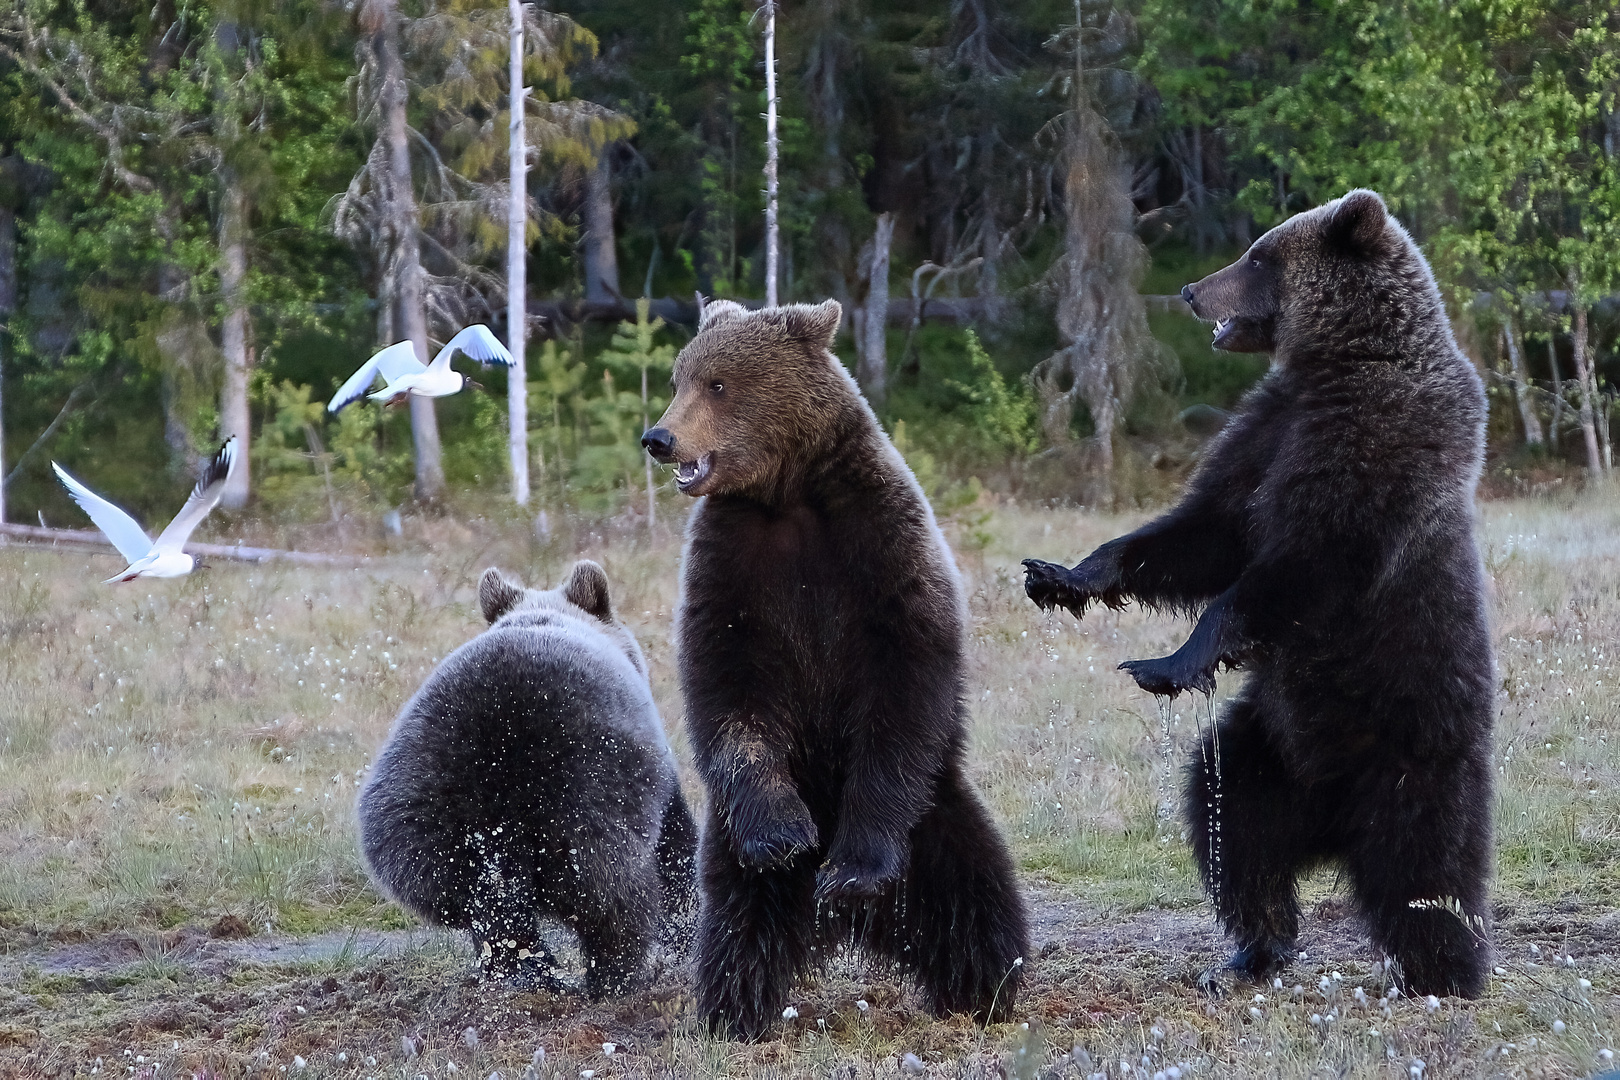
[642,362,654,528]
[762,0,779,307]
[1030,0,1153,491]
[582,154,620,304]
[1501,319,1543,447]
[1547,335,1563,452]
[507,0,530,506]
[1571,304,1603,475]
[856,211,893,407]
[1600,389,1614,472]
[0,202,13,525]
[377,0,444,501]
[161,368,193,474]
[218,175,253,507]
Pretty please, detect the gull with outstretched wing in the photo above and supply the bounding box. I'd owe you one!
[53,438,240,582]
[329,325,514,412]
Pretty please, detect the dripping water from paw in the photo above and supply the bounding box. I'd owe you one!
[1155,696,1177,842]
[1199,689,1223,912]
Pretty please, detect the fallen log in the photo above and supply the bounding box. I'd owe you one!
[0,522,363,566]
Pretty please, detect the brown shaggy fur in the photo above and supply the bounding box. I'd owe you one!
[1024,190,1495,997]
[357,562,698,996]
[643,300,1029,1039]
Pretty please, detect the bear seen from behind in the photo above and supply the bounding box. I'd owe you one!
[356,561,697,995]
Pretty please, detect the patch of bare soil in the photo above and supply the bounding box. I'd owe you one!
[0,888,1615,1077]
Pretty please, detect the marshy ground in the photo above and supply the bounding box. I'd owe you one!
[1,493,1616,1078]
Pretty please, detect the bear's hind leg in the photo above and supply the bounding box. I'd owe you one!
[870,763,1029,1022]
[1187,695,1323,983]
[655,784,700,954]
[575,863,660,998]
[1345,755,1491,998]
[463,848,545,983]
[693,810,820,1040]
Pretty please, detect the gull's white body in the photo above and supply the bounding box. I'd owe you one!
[53,438,239,583]
[328,325,514,412]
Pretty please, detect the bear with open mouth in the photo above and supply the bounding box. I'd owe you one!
[644,299,1029,1039]
[1024,190,1496,998]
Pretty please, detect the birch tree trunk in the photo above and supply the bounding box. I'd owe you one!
[507,0,530,505]
[1501,319,1543,447]
[218,175,253,507]
[0,202,13,525]
[762,0,779,307]
[856,211,893,408]
[582,154,620,303]
[377,0,444,501]
[1571,304,1603,475]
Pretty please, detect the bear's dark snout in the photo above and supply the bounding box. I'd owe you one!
[641,427,676,462]
[1180,283,1196,305]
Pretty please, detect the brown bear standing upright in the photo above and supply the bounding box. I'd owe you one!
[642,299,1028,1039]
[1024,190,1494,997]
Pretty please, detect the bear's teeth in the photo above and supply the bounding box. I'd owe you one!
[675,454,712,489]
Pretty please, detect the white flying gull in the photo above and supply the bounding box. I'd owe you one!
[53,438,239,583]
[328,324,514,413]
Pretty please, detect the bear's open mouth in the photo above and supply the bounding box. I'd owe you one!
[674,453,714,493]
[1213,317,1230,342]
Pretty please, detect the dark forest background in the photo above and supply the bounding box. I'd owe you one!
[1,0,1616,527]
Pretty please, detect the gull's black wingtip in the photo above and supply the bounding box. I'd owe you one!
[195,437,236,493]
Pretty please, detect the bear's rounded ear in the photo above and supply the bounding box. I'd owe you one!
[1326,189,1388,256]
[697,298,749,333]
[479,567,525,624]
[562,560,615,622]
[781,299,841,347]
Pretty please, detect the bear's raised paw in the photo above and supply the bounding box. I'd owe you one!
[1119,654,1217,698]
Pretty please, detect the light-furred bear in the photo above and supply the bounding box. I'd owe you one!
[640,299,1029,1040]
[1023,190,1494,998]
[356,561,697,995]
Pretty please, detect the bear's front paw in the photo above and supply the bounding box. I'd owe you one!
[813,843,904,902]
[1021,559,1088,616]
[735,813,819,869]
[1023,557,1123,618]
[1226,940,1295,983]
[1119,654,1216,697]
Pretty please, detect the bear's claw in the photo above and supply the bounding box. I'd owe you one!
[1226,940,1296,983]
[813,845,903,902]
[1022,559,1087,616]
[1119,654,1217,697]
[736,815,819,869]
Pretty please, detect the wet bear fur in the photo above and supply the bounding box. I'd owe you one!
[1023,190,1494,998]
[641,299,1029,1039]
[356,561,698,995]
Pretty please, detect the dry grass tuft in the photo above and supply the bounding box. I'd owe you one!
[0,490,1616,1076]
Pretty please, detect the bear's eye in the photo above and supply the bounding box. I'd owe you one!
[709,381,724,395]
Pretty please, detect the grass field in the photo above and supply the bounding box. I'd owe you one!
[1,491,1617,1078]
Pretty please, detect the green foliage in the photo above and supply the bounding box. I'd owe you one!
[889,419,983,521]
[8,0,1620,519]
[571,299,675,509]
[252,379,410,515]
[944,331,1039,458]
[886,327,1040,473]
